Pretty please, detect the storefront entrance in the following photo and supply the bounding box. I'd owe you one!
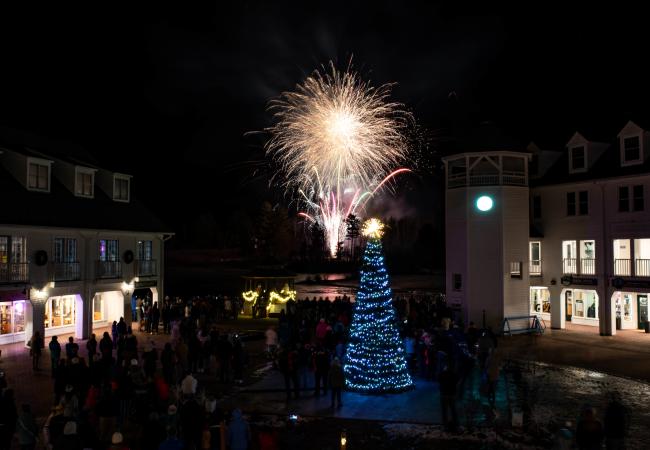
[565,291,573,322]
[92,291,125,333]
[638,295,648,330]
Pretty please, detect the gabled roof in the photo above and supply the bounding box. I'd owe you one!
[532,137,650,187]
[0,129,172,234]
[0,164,171,233]
[617,120,645,137]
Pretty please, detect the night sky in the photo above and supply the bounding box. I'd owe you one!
[1,2,649,236]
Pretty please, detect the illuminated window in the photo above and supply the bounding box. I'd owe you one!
[0,303,12,335]
[45,296,76,328]
[93,295,104,322]
[530,287,550,314]
[573,290,597,319]
[99,239,119,261]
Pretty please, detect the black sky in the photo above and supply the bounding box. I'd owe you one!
[1,2,649,231]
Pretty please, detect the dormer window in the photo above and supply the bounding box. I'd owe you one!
[27,158,51,192]
[75,167,94,198]
[113,174,130,202]
[622,135,642,165]
[570,146,586,173]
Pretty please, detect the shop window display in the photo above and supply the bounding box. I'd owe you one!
[0,303,12,335]
[530,288,551,314]
[623,294,633,322]
[0,301,26,334]
[45,296,76,328]
[93,295,104,321]
[572,290,598,319]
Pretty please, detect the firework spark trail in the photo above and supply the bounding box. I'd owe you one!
[266,62,413,255]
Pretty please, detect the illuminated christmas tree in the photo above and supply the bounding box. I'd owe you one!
[344,218,414,393]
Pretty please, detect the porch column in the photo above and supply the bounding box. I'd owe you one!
[599,285,614,336]
[76,293,91,340]
[550,285,565,329]
[27,296,46,347]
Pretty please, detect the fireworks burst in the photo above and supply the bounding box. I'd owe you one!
[266,62,413,256]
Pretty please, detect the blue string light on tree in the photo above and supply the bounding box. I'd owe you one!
[344,218,414,394]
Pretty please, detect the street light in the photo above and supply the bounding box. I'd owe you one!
[121,281,135,297]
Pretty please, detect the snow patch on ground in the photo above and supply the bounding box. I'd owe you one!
[382,423,545,449]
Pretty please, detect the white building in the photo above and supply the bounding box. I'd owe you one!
[0,133,173,346]
[444,121,650,336]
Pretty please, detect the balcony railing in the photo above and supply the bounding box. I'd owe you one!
[635,259,650,277]
[580,258,596,275]
[562,258,577,274]
[51,262,81,282]
[614,259,631,276]
[529,260,542,276]
[0,262,29,283]
[135,259,157,277]
[447,170,527,188]
[96,260,122,279]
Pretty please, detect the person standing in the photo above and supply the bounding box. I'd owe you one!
[29,331,44,371]
[265,327,278,362]
[49,336,61,378]
[162,300,171,334]
[111,321,119,348]
[100,332,113,363]
[313,346,330,397]
[151,303,160,334]
[86,334,97,367]
[328,357,344,408]
[65,337,78,361]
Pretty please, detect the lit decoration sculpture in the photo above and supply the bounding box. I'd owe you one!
[344,218,413,393]
[266,63,413,256]
[242,291,258,302]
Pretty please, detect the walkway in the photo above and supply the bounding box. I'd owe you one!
[500,324,650,381]
[217,367,508,426]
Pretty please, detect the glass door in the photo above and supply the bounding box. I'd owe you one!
[638,295,648,330]
[565,290,573,322]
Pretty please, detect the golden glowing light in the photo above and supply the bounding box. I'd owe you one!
[242,291,258,302]
[362,218,384,239]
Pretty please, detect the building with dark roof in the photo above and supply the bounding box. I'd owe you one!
[444,120,650,336]
[0,132,173,346]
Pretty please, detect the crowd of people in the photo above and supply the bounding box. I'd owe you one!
[265,294,631,448]
[1,296,256,450]
[0,291,633,449]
